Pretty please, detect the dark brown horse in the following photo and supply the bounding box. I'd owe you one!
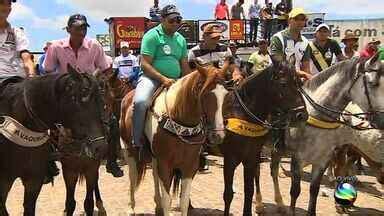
[70,68,135,215]
[120,66,224,216]
[0,65,107,216]
[59,69,134,216]
[216,61,308,216]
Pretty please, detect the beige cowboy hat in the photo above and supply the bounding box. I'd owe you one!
[341,32,359,43]
[203,24,223,39]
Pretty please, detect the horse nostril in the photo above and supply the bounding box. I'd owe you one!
[296,112,308,121]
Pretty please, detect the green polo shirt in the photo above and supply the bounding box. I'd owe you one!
[140,24,188,79]
[379,47,384,61]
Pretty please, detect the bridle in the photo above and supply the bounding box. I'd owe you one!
[232,65,304,130]
[298,59,384,130]
[23,73,106,158]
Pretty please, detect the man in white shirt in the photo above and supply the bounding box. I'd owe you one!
[112,41,140,85]
[0,0,35,79]
[248,0,261,44]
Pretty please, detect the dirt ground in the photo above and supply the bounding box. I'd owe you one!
[6,156,384,215]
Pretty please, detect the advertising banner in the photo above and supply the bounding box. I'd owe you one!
[326,18,384,49]
[113,17,146,49]
[229,20,245,40]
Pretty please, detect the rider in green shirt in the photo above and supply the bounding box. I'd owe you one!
[132,5,191,156]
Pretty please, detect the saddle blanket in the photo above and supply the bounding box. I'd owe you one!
[226,118,268,137]
[0,116,49,147]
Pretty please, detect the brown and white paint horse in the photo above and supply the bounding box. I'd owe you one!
[120,65,224,216]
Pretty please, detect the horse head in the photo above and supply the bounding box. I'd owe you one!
[270,60,308,125]
[194,64,229,145]
[350,53,384,129]
[55,64,107,159]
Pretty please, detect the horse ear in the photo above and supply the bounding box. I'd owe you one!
[67,64,81,80]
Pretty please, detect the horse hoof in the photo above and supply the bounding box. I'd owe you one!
[96,201,106,212]
[155,208,164,216]
[255,205,265,214]
[127,207,135,214]
[277,205,287,214]
[287,208,295,216]
[98,209,107,216]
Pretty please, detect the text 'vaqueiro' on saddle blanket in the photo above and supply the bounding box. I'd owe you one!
[0,116,49,147]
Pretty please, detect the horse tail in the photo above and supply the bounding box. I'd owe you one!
[135,159,147,188]
[171,169,182,197]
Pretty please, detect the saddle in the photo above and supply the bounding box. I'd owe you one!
[0,76,24,92]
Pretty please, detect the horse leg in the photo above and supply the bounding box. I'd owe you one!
[289,155,302,216]
[152,158,162,215]
[63,167,78,216]
[158,161,173,216]
[0,178,14,216]
[270,150,285,212]
[94,173,106,215]
[223,156,239,216]
[243,162,256,216]
[308,163,329,216]
[333,147,348,179]
[254,162,264,214]
[127,156,137,213]
[325,160,336,182]
[180,176,193,216]
[21,177,43,216]
[84,165,100,216]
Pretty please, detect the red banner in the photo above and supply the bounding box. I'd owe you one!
[229,20,245,40]
[113,17,146,49]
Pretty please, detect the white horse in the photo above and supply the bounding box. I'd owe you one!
[263,54,384,215]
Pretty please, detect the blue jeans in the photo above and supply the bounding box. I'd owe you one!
[132,75,160,147]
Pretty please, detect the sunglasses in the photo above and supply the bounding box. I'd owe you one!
[167,16,182,24]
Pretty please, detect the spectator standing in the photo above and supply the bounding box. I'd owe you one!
[231,0,245,20]
[341,32,359,59]
[36,42,52,75]
[275,0,289,31]
[112,41,140,86]
[247,39,271,76]
[149,0,161,22]
[260,2,274,42]
[248,0,261,44]
[308,23,345,75]
[214,0,230,20]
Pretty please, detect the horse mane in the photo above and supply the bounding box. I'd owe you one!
[304,58,359,91]
[238,65,273,94]
[170,69,209,126]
